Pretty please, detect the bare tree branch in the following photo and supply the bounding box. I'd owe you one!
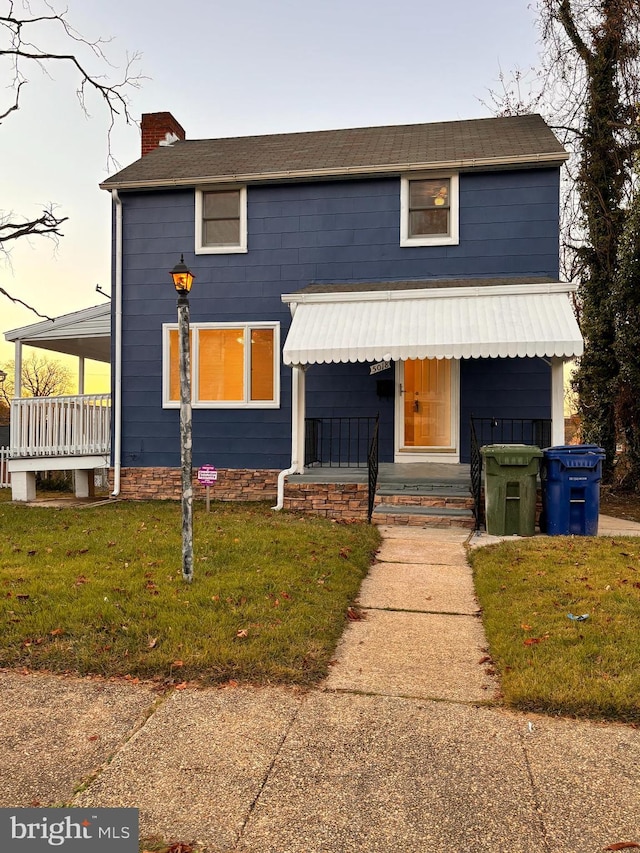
[0,1,143,317]
[557,0,593,64]
[0,286,53,320]
[0,1,144,164]
[0,207,68,246]
[0,352,72,406]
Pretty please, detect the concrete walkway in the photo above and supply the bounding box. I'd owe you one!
[2,522,640,851]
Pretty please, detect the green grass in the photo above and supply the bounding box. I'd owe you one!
[470,536,640,722]
[0,496,380,686]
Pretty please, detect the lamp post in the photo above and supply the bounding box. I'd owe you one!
[171,255,195,582]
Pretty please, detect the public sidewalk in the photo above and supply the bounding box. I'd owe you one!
[1,522,639,852]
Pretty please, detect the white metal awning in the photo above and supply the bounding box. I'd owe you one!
[282,282,583,365]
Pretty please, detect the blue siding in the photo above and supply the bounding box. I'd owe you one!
[117,167,560,469]
[459,358,552,463]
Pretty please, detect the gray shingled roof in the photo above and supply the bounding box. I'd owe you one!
[101,114,567,190]
[290,276,557,295]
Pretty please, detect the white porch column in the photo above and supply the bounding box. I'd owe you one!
[292,365,306,474]
[78,357,85,395]
[551,357,565,446]
[14,340,22,397]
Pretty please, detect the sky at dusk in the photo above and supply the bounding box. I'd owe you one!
[0,0,542,390]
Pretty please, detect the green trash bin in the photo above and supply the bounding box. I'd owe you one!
[480,444,543,536]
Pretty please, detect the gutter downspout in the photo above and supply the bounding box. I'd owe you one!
[110,189,123,497]
[273,363,305,511]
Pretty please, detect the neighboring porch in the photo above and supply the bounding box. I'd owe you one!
[7,394,111,501]
[3,303,111,501]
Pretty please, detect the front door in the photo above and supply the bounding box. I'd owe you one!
[395,358,459,461]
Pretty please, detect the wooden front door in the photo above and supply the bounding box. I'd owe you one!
[399,359,458,456]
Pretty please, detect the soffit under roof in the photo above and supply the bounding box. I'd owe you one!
[4,303,111,363]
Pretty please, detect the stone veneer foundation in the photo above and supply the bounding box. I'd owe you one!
[282,481,369,521]
[111,468,369,521]
[113,467,279,502]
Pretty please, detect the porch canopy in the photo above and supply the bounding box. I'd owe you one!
[281,279,583,365]
[4,302,111,363]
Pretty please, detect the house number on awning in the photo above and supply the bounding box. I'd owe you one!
[370,360,391,375]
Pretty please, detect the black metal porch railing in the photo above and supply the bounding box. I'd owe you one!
[304,416,380,468]
[367,416,380,523]
[470,417,483,531]
[471,417,552,450]
[469,416,552,530]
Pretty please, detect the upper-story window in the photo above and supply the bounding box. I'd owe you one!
[400,174,459,247]
[195,187,247,254]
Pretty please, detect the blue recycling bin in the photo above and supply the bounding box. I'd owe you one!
[541,445,606,536]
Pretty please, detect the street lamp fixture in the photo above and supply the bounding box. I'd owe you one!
[0,369,6,386]
[171,254,194,294]
[171,255,196,582]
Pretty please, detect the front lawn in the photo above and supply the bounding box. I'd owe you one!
[470,536,640,722]
[0,496,380,686]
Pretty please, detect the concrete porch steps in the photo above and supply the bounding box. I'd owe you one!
[376,486,471,498]
[372,485,475,529]
[283,463,475,525]
[372,503,475,528]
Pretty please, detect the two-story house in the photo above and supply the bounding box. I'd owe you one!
[92,111,581,524]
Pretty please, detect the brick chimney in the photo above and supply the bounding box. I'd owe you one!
[141,112,186,157]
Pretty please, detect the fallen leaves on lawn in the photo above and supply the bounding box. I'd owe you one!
[604,843,640,850]
[347,606,366,621]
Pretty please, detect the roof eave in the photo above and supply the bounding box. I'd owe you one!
[281,281,578,305]
[99,150,569,191]
[4,303,110,342]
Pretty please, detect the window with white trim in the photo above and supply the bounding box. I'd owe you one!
[400,174,459,246]
[195,187,247,254]
[163,322,279,408]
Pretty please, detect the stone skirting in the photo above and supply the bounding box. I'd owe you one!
[112,467,279,502]
[282,481,369,521]
[111,468,370,520]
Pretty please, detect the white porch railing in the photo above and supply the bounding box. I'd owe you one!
[0,446,9,486]
[9,394,111,458]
